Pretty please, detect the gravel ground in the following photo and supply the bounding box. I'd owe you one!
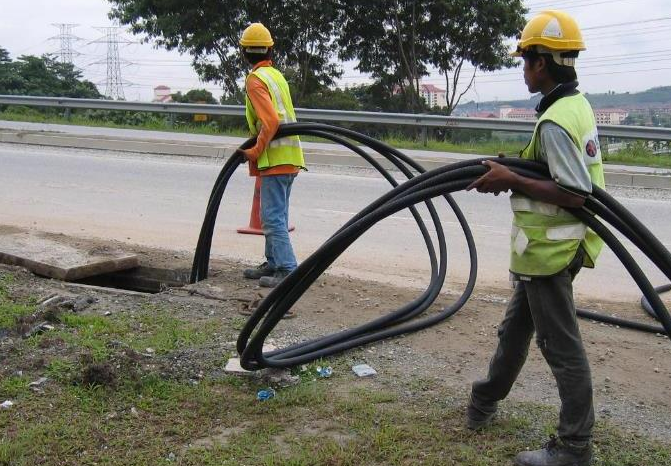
[1,229,670,441]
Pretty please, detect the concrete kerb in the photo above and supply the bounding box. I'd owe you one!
[1,129,669,189]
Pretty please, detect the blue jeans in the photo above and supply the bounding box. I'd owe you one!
[260,174,297,272]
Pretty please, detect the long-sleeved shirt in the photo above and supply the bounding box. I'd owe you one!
[243,60,300,177]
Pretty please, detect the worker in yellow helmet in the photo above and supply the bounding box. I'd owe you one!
[466,11,603,466]
[237,23,305,289]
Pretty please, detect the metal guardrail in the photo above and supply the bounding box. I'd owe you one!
[1,94,670,141]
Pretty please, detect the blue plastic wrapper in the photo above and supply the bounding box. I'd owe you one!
[256,387,276,401]
[316,366,333,378]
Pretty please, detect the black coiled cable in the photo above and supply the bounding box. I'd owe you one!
[190,123,671,370]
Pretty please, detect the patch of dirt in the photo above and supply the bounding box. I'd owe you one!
[1,225,670,441]
[187,422,253,450]
[79,356,117,387]
[287,422,358,446]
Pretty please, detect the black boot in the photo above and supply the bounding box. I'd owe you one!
[259,269,291,288]
[515,436,593,466]
[242,262,275,279]
[466,395,497,430]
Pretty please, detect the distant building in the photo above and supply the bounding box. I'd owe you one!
[419,84,447,108]
[467,111,497,118]
[153,85,173,103]
[653,105,671,115]
[624,104,671,115]
[498,105,514,119]
[594,108,628,125]
[497,106,629,124]
[500,106,537,121]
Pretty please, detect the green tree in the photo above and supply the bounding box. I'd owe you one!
[337,0,432,113]
[108,0,342,99]
[295,86,360,110]
[0,48,100,98]
[0,47,24,93]
[170,88,217,104]
[426,0,526,114]
[337,0,525,114]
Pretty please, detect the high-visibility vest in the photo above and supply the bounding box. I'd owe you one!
[244,66,305,170]
[510,93,605,276]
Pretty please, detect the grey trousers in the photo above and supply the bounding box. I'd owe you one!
[471,250,594,444]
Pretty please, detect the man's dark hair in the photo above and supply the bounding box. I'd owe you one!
[243,48,272,65]
[523,49,578,84]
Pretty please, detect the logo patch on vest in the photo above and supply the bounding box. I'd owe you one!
[586,140,598,157]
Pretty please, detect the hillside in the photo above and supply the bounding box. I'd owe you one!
[457,86,671,113]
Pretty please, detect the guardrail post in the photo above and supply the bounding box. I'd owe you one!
[169,113,175,128]
[421,126,428,147]
[64,108,71,121]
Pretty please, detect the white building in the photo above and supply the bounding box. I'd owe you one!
[594,108,629,125]
[419,84,447,108]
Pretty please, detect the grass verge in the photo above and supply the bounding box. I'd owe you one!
[0,276,669,465]
[2,110,668,168]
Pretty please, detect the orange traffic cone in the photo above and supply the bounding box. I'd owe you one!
[237,176,295,235]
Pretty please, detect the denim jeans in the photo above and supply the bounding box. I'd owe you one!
[260,174,297,272]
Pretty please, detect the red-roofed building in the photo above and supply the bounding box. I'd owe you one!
[594,108,629,125]
[419,83,447,108]
[467,111,497,118]
[153,85,173,103]
[499,106,537,121]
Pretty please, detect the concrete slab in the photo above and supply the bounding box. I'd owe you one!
[0,232,139,281]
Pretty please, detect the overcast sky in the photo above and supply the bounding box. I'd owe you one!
[1,0,670,104]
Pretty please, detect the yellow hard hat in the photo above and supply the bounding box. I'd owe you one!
[239,23,274,48]
[512,10,585,58]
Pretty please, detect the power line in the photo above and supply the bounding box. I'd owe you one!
[583,16,671,31]
[471,65,671,85]
[529,0,635,14]
[587,26,671,41]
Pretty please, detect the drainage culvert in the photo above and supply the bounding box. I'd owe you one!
[74,266,190,294]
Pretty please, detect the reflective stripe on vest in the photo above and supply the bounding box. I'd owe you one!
[510,93,605,276]
[546,223,587,240]
[244,66,305,170]
[254,68,294,124]
[510,197,560,217]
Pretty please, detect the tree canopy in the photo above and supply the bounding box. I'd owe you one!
[106,1,527,113]
[170,88,218,104]
[0,47,100,98]
[108,0,341,99]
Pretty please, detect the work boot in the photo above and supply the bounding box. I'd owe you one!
[243,262,275,280]
[466,395,497,430]
[515,436,593,466]
[259,269,291,288]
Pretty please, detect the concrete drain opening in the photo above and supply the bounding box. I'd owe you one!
[74,267,190,294]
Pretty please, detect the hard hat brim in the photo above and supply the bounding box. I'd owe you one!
[239,39,274,47]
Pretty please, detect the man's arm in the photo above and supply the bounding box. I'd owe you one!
[243,75,280,162]
[466,160,586,208]
[467,123,592,209]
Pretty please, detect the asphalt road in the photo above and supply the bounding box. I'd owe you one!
[1,141,670,303]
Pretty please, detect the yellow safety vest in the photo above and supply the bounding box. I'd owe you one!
[244,66,305,170]
[511,93,605,276]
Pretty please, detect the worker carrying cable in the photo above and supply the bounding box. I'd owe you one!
[236,23,306,288]
[465,10,604,466]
